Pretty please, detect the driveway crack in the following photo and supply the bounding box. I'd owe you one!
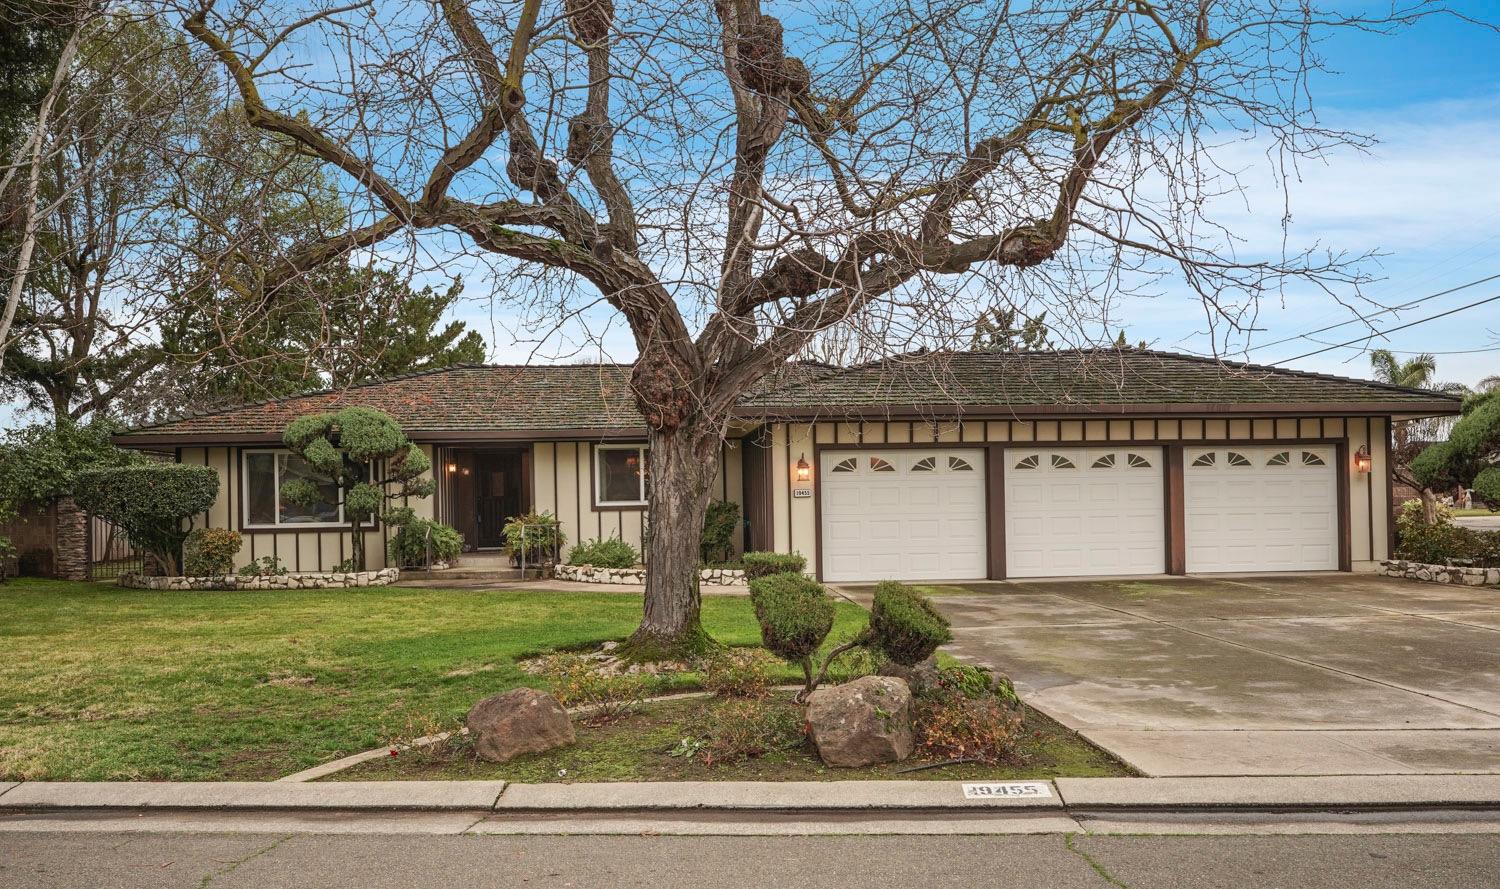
[1065,833,1131,888]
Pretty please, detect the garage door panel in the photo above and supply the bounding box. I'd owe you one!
[1005,448,1165,578]
[1186,446,1337,573]
[820,449,988,582]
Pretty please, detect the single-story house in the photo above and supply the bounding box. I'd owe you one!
[114,349,1461,581]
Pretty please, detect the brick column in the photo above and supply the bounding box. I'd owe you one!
[54,496,89,581]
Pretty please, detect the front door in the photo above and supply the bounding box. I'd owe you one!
[474,451,524,549]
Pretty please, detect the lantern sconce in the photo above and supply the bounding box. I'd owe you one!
[446,462,459,474]
[795,454,812,484]
[1354,445,1372,474]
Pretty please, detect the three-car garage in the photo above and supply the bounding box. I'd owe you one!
[816,442,1342,582]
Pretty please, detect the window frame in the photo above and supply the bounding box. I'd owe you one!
[240,448,348,530]
[594,442,650,507]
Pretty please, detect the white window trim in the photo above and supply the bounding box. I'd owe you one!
[241,448,347,530]
[595,443,649,507]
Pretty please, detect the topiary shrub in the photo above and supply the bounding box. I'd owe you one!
[74,464,219,575]
[749,571,835,695]
[568,536,638,568]
[741,551,807,579]
[868,581,953,666]
[700,499,740,564]
[183,528,242,576]
[387,517,464,568]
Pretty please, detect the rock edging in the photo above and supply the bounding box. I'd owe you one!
[553,564,747,585]
[119,568,401,590]
[1378,559,1499,587]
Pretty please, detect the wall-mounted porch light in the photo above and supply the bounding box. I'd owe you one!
[446,462,459,474]
[795,454,812,483]
[1354,445,1372,474]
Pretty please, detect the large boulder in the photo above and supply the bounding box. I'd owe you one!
[805,675,915,767]
[878,655,940,695]
[467,687,575,762]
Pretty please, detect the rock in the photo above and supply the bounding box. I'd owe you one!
[878,655,941,695]
[805,675,914,767]
[467,688,575,762]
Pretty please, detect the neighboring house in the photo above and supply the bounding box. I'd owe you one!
[114,350,1460,581]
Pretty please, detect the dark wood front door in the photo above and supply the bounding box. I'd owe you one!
[475,451,524,548]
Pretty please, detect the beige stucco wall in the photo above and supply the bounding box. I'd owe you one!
[177,443,439,572]
[764,415,1392,575]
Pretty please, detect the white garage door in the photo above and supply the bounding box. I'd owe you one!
[1185,446,1339,573]
[1005,448,1165,577]
[820,449,987,582]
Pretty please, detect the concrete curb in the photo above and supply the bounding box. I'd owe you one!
[0,781,507,811]
[2,776,1498,815]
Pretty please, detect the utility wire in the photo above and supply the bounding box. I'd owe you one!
[1249,271,1500,353]
[1271,291,1500,364]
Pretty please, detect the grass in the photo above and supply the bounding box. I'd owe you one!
[1452,507,1498,517]
[0,578,868,781]
[332,694,1133,782]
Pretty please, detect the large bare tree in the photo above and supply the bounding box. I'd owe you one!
[175,0,1451,653]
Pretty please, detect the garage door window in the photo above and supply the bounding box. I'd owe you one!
[949,456,974,471]
[870,456,895,472]
[1127,453,1153,468]
[1014,454,1040,470]
[912,457,936,471]
[1301,451,1325,466]
[831,457,857,473]
[1267,451,1290,466]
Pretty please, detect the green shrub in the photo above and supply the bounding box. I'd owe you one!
[238,555,287,577]
[741,551,807,579]
[698,647,777,698]
[914,676,1023,764]
[74,464,219,575]
[700,500,740,564]
[387,517,464,567]
[868,581,953,665]
[504,511,566,564]
[1475,466,1500,505]
[537,652,658,723]
[686,697,805,764]
[568,536,638,568]
[749,572,835,666]
[182,528,242,576]
[1395,500,1500,567]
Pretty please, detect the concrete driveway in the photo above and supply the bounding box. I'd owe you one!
[918,575,1500,777]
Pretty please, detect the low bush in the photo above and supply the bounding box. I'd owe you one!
[504,511,566,564]
[1395,499,1500,567]
[182,528,242,576]
[914,665,1023,764]
[868,581,953,666]
[741,551,807,579]
[537,653,659,723]
[568,536,639,569]
[74,464,219,575]
[700,500,741,564]
[749,572,835,666]
[698,647,777,698]
[387,517,464,567]
[238,555,287,577]
[685,697,805,764]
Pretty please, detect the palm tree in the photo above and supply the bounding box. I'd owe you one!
[1370,349,1466,523]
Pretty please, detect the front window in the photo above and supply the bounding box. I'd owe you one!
[596,444,648,506]
[243,450,344,528]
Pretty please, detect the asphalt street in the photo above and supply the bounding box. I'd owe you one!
[4,831,1500,889]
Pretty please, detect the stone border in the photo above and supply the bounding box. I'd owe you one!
[1378,559,1500,587]
[554,564,746,585]
[119,568,400,590]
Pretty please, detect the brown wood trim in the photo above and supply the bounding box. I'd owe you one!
[1336,439,1352,571]
[986,444,1006,580]
[1366,416,1376,562]
[739,402,1460,421]
[995,437,1348,449]
[1385,419,1396,561]
[1165,444,1186,575]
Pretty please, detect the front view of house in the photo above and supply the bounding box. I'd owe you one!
[116,350,1459,581]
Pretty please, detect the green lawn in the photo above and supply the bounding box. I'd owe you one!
[1452,507,1498,517]
[0,579,867,781]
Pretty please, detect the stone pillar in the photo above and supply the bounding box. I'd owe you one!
[54,496,89,581]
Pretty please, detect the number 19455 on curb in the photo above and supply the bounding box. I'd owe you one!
[962,781,1053,799]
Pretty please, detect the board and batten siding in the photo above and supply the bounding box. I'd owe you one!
[763,416,1392,576]
[176,444,438,572]
[528,438,746,559]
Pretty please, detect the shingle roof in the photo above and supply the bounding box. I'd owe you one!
[116,350,1458,443]
[739,349,1463,416]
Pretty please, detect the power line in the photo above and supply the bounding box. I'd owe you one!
[1249,271,1500,353]
[1271,291,1500,365]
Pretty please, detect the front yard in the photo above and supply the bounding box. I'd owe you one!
[0,579,867,781]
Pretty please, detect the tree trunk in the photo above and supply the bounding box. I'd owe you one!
[625,418,723,658]
[1419,486,1439,525]
[349,515,365,571]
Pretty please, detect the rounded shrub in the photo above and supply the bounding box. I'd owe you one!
[183,528,242,576]
[75,464,219,574]
[868,580,953,666]
[568,536,639,568]
[748,572,834,663]
[387,518,464,567]
[741,551,807,579]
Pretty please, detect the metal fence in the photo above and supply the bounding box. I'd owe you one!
[87,514,143,579]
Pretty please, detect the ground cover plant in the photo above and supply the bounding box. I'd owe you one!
[0,579,866,781]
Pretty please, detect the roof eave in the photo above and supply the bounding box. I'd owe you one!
[732,400,1463,421]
